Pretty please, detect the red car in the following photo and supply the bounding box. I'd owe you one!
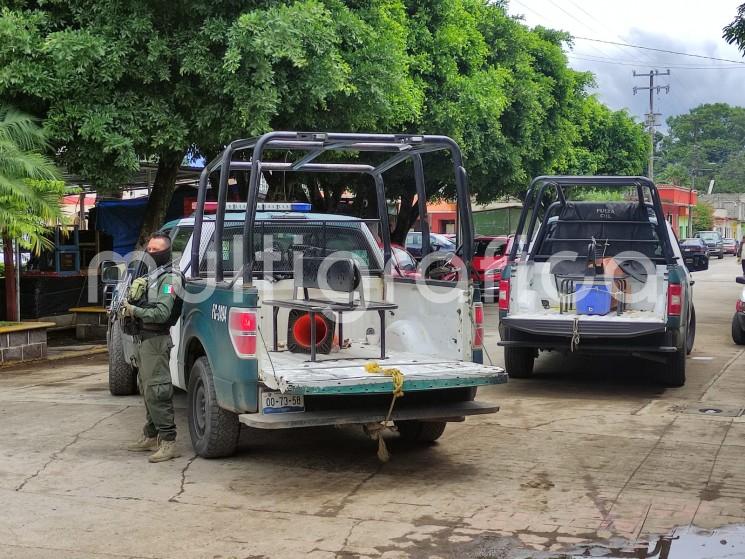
[473,235,513,302]
[388,243,457,281]
[382,243,422,279]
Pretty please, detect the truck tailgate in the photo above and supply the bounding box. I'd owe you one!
[261,350,507,395]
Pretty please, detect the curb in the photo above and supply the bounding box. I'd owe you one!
[46,345,108,362]
[0,345,108,370]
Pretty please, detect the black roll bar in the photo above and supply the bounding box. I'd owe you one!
[189,132,474,284]
[412,155,431,257]
[508,175,675,264]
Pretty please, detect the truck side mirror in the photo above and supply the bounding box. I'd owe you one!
[101,261,125,284]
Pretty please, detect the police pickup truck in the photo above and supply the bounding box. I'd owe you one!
[107,132,507,459]
[498,176,697,387]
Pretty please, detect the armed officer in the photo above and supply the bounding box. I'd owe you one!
[122,233,183,463]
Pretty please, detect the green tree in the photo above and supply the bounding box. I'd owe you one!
[0,1,418,245]
[556,95,647,176]
[656,163,690,187]
[717,150,745,192]
[657,103,745,192]
[376,3,596,239]
[0,105,65,320]
[0,0,652,247]
[692,201,714,233]
[724,4,745,52]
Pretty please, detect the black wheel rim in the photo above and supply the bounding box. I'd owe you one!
[193,377,207,438]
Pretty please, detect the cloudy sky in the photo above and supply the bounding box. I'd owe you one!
[506,1,745,126]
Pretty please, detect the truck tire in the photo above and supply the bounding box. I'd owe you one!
[661,347,686,388]
[732,315,745,345]
[718,252,724,260]
[187,357,240,458]
[108,320,138,396]
[505,347,535,378]
[396,420,447,443]
[686,306,696,355]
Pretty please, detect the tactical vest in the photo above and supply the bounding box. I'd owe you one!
[122,266,184,336]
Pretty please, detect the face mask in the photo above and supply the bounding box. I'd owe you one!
[147,247,171,268]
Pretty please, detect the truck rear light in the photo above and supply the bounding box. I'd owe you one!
[229,308,257,358]
[473,302,484,349]
[498,278,510,311]
[667,284,682,316]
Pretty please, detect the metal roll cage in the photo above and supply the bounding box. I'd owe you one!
[190,132,475,284]
[508,175,676,264]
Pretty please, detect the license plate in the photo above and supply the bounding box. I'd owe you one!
[260,390,304,414]
[684,258,693,264]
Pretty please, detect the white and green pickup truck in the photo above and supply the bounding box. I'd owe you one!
[498,176,697,388]
[107,132,507,458]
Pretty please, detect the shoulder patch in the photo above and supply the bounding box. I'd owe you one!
[162,283,174,294]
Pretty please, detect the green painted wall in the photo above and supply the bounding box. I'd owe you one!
[472,207,522,236]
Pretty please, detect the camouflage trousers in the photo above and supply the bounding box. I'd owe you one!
[136,335,176,441]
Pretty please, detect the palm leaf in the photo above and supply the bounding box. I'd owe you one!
[0,104,63,252]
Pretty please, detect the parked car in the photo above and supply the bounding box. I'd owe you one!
[472,235,513,302]
[405,232,456,259]
[390,244,420,279]
[680,238,709,272]
[723,237,738,256]
[498,176,696,387]
[695,230,724,259]
[733,277,745,345]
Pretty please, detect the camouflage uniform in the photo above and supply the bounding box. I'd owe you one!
[132,268,180,442]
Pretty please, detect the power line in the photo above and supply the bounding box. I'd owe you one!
[558,0,654,65]
[574,36,745,65]
[568,54,745,70]
[514,0,620,61]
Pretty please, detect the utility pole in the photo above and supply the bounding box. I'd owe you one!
[633,70,670,181]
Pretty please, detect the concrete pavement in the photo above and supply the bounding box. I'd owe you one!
[1,257,744,558]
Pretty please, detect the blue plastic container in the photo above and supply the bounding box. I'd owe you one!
[575,283,612,316]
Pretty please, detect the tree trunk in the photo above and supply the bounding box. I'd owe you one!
[136,152,184,248]
[3,236,18,322]
[391,192,420,244]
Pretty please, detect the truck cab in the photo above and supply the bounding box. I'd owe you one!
[107,132,507,459]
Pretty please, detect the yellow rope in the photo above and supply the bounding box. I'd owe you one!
[364,361,404,398]
[363,361,405,462]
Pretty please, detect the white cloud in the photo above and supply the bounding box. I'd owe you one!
[507,0,745,123]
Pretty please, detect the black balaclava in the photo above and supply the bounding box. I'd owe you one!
[148,247,172,268]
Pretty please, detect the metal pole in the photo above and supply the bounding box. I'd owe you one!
[689,174,695,238]
[633,70,670,181]
[648,74,654,180]
[15,241,20,321]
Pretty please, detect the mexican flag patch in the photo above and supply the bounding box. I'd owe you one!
[162,283,174,294]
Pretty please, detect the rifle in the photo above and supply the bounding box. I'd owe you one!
[108,259,146,321]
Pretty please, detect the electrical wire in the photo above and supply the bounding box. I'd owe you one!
[568,54,745,70]
[573,36,745,65]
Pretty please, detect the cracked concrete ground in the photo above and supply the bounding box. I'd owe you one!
[1,258,744,558]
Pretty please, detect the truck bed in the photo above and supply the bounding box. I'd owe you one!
[260,346,507,395]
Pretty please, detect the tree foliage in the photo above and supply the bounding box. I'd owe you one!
[555,96,647,176]
[693,201,714,233]
[0,105,65,251]
[657,103,745,192]
[724,4,745,53]
[0,0,418,243]
[0,0,650,242]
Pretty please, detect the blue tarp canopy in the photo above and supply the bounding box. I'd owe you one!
[95,198,148,256]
